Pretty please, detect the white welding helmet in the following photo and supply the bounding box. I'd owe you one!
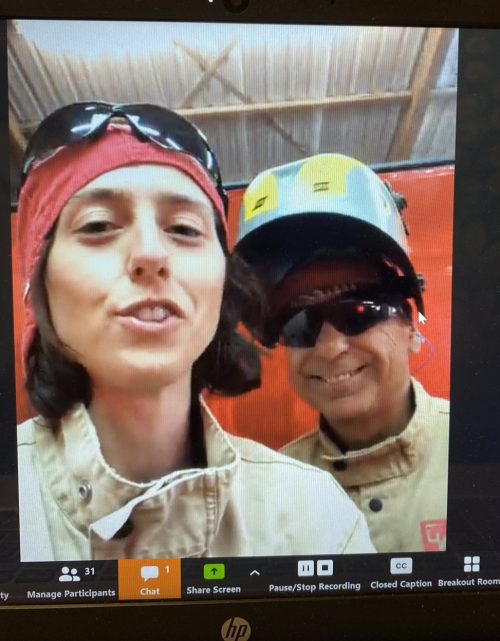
[235,153,424,317]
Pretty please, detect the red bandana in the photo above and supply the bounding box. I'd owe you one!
[17,126,227,364]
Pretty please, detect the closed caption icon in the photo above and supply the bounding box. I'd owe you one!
[390,558,413,575]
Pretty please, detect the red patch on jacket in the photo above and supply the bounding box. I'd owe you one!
[420,520,447,551]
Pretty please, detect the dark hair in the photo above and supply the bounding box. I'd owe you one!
[278,249,419,311]
[25,215,265,430]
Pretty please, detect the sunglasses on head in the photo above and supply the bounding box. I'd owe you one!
[264,295,409,348]
[21,101,227,209]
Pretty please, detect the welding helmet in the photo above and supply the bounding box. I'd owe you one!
[235,153,424,319]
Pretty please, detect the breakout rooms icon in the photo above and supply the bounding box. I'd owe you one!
[221,617,252,641]
[464,556,480,572]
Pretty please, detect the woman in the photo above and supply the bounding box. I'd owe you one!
[16,103,374,560]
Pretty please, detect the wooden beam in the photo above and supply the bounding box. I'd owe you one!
[176,42,258,109]
[18,87,456,135]
[176,90,412,119]
[388,28,455,161]
[177,41,236,109]
[176,41,312,156]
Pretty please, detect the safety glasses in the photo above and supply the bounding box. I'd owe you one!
[21,101,227,208]
[264,296,407,348]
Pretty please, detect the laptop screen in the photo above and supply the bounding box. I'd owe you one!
[0,15,498,629]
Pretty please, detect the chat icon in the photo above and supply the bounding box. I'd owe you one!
[141,565,159,582]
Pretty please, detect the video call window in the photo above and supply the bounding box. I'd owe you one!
[8,21,455,561]
[9,19,497,612]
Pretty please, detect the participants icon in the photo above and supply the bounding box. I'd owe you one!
[58,566,80,582]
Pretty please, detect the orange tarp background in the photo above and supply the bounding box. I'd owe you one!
[11,165,454,450]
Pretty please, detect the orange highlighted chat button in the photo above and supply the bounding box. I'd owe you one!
[118,558,181,600]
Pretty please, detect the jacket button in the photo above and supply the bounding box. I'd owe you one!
[369,498,383,512]
[332,460,347,471]
[77,481,92,504]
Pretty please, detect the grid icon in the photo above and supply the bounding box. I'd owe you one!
[463,556,480,572]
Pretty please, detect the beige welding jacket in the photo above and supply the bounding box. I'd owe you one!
[17,399,374,561]
[281,379,449,553]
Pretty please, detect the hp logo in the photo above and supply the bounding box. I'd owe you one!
[221,617,252,641]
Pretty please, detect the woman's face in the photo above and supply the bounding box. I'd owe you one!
[45,164,226,393]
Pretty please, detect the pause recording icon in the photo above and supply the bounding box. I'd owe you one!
[298,560,333,577]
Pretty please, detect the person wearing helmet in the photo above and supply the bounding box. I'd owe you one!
[16,106,374,561]
[235,154,449,553]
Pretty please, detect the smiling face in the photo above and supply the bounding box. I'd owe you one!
[44,164,226,394]
[281,259,415,434]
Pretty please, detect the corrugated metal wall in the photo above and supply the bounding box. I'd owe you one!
[8,21,458,197]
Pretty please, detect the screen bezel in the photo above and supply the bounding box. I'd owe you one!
[2,2,500,640]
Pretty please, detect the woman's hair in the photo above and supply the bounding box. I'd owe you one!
[25,214,265,430]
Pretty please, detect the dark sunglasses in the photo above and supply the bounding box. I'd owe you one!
[264,297,407,348]
[21,101,227,211]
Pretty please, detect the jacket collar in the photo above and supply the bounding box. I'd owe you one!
[317,379,433,486]
[35,398,239,557]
